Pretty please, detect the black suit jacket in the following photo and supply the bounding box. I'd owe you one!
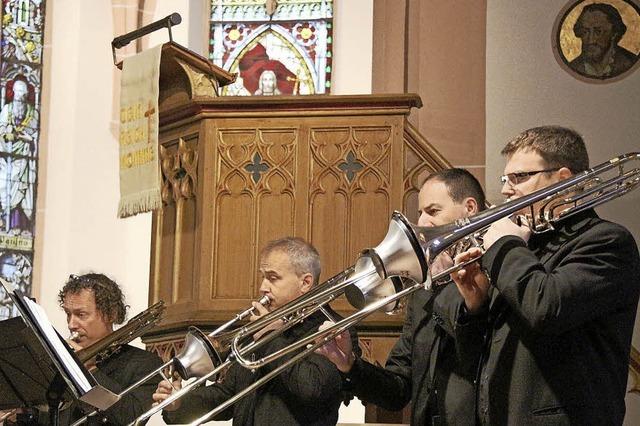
[347,281,477,425]
[457,210,640,425]
[16,345,163,425]
[164,309,352,426]
[86,344,164,424]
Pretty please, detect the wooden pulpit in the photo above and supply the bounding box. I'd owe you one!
[133,43,640,426]
[141,46,448,420]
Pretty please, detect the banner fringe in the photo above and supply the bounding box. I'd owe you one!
[118,188,162,218]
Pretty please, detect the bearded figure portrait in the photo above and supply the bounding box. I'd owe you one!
[555,0,640,81]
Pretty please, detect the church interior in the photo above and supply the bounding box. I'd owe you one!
[0,0,639,425]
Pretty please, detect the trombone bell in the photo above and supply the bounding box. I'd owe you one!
[173,327,222,380]
[344,256,407,313]
[361,211,429,284]
[172,296,271,381]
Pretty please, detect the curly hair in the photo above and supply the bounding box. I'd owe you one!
[58,273,129,324]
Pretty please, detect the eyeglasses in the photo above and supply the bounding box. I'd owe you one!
[500,168,560,186]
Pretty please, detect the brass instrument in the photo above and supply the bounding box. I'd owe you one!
[129,272,356,425]
[132,153,640,426]
[74,301,165,364]
[67,301,165,425]
[0,302,166,426]
[72,296,271,426]
[170,295,271,381]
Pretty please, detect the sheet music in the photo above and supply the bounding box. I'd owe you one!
[0,280,120,410]
[21,296,93,392]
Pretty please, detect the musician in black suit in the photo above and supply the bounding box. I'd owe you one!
[62,273,163,425]
[155,237,358,426]
[4,273,163,425]
[317,168,487,425]
[451,126,640,425]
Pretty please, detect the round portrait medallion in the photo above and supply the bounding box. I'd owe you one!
[553,0,640,82]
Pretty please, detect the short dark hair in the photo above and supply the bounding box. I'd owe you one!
[58,273,128,324]
[501,126,589,173]
[423,168,487,211]
[261,237,321,285]
[574,3,627,44]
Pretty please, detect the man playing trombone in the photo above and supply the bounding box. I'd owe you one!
[154,237,358,425]
[3,273,163,425]
[62,273,164,425]
[451,126,640,425]
[316,169,487,425]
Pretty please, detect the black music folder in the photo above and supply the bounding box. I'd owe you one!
[0,280,119,414]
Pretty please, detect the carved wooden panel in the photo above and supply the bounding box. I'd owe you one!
[309,124,399,315]
[160,138,198,204]
[147,94,428,334]
[151,129,201,325]
[213,127,299,303]
[402,122,453,224]
[310,126,391,264]
[147,337,185,363]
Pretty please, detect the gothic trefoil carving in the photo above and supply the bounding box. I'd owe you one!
[310,126,392,197]
[244,152,270,183]
[338,150,364,182]
[217,129,296,198]
[147,339,185,362]
[160,138,198,204]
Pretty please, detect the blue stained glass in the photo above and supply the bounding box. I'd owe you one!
[0,250,33,319]
[0,0,45,320]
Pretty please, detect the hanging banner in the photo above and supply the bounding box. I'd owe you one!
[117,44,162,218]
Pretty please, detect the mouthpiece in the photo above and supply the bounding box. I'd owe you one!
[257,295,271,307]
[208,295,274,338]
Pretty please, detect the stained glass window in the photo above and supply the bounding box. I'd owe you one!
[0,0,45,320]
[209,0,333,96]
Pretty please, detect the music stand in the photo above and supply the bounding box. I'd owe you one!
[0,281,119,425]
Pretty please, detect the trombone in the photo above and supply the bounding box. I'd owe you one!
[67,302,165,425]
[129,267,391,424]
[75,301,165,364]
[133,152,640,426]
[71,296,272,425]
